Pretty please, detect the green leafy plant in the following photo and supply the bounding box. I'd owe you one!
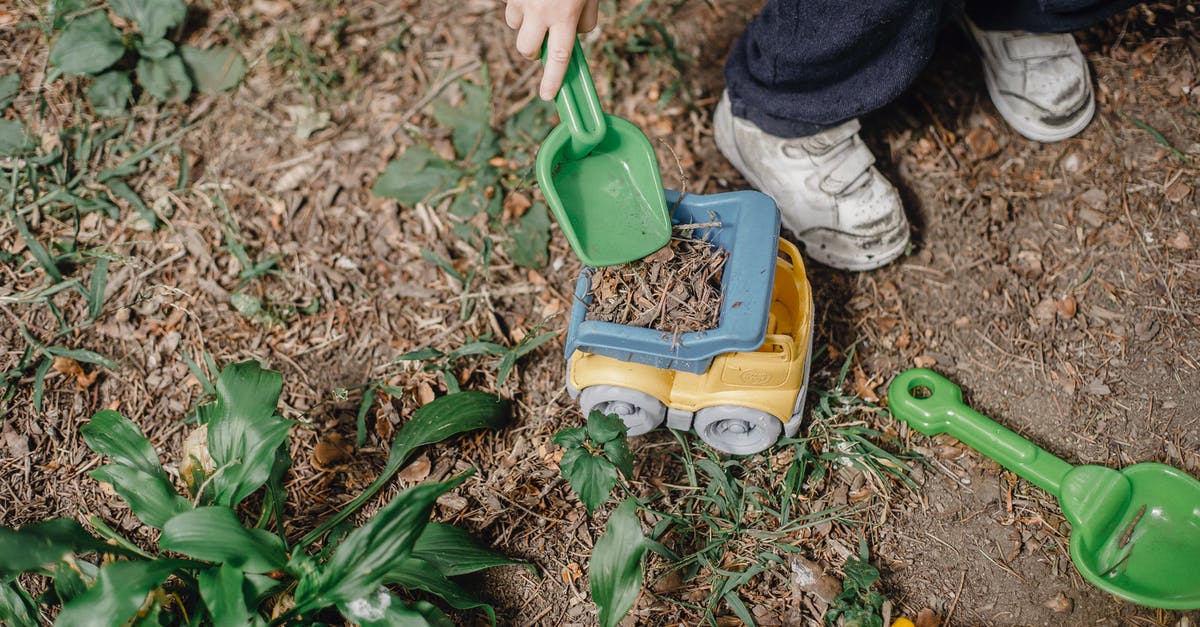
[372,70,555,268]
[825,539,887,627]
[48,0,247,117]
[0,360,522,626]
[394,326,558,393]
[547,348,917,627]
[553,411,635,513]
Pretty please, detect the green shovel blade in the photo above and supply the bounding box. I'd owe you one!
[534,39,671,267]
[889,368,1200,610]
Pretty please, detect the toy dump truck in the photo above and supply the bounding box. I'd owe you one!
[564,191,815,455]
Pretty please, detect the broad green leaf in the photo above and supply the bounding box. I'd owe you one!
[90,465,191,529]
[0,119,35,157]
[339,590,453,627]
[385,557,496,623]
[48,12,124,76]
[0,580,38,627]
[196,563,253,626]
[447,168,501,218]
[136,54,192,102]
[51,559,93,605]
[0,518,135,577]
[504,200,550,268]
[47,0,92,30]
[371,145,460,207]
[431,78,497,161]
[0,74,18,111]
[603,436,634,480]
[109,0,186,42]
[551,426,586,450]
[590,500,648,627]
[134,37,175,60]
[42,345,116,370]
[298,391,507,547]
[87,257,109,320]
[559,447,618,514]
[294,475,467,612]
[159,507,287,573]
[412,522,529,577]
[81,410,163,477]
[205,361,291,507]
[586,411,627,444]
[179,45,247,94]
[55,559,184,627]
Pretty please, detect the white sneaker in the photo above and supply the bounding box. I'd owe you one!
[713,93,909,272]
[965,18,1095,142]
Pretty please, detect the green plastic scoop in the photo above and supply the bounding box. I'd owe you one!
[889,368,1200,610]
[534,39,671,267]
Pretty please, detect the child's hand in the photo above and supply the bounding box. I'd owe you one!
[504,0,599,101]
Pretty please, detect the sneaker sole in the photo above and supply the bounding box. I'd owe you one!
[981,71,1096,143]
[714,100,910,272]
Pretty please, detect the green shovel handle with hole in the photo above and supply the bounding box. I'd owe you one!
[544,38,606,161]
[889,368,1073,496]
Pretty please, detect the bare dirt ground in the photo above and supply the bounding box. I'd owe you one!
[2,0,1199,625]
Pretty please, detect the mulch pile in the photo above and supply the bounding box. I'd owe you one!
[584,230,727,334]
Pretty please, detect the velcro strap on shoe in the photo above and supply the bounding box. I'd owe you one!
[1004,34,1075,61]
[818,141,875,195]
[799,118,862,154]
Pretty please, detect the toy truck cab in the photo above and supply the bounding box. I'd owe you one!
[564,191,815,455]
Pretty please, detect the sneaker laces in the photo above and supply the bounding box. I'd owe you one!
[781,119,876,195]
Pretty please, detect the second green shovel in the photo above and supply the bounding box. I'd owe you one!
[534,38,671,267]
[889,368,1200,610]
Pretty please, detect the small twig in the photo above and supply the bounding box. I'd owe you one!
[399,60,483,122]
[944,570,967,626]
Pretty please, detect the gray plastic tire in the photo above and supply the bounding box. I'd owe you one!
[578,385,666,436]
[693,406,782,455]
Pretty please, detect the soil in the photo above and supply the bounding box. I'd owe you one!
[2,1,1200,626]
[584,235,727,333]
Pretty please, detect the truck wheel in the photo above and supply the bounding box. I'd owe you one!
[693,406,782,455]
[578,386,666,436]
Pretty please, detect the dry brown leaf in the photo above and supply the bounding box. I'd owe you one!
[965,127,1000,159]
[416,381,436,406]
[1168,231,1193,250]
[914,608,942,627]
[1043,591,1074,613]
[561,562,583,584]
[397,453,431,483]
[1166,181,1192,203]
[503,191,531,220]
[1055,295,1077,318]
[4,426,30,457]
[52,356,84,378]
[913,354,937,368]
[312,433,351,470]
[852,366,879,403]
[789,556,842,606]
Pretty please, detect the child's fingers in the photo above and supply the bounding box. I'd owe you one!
[539,25,575,101]
[504,1,523,30]
[515,20,547,59]
[578,0,599,32]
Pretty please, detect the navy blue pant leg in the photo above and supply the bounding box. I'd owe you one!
[724,0,1138,138]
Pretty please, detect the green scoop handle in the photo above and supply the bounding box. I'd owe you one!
[888,368,1073,496]
[543,38,606,161]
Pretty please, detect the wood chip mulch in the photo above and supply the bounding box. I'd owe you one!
[583,229,728,334]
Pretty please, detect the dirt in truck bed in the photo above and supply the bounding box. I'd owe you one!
[583,232,728,334]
